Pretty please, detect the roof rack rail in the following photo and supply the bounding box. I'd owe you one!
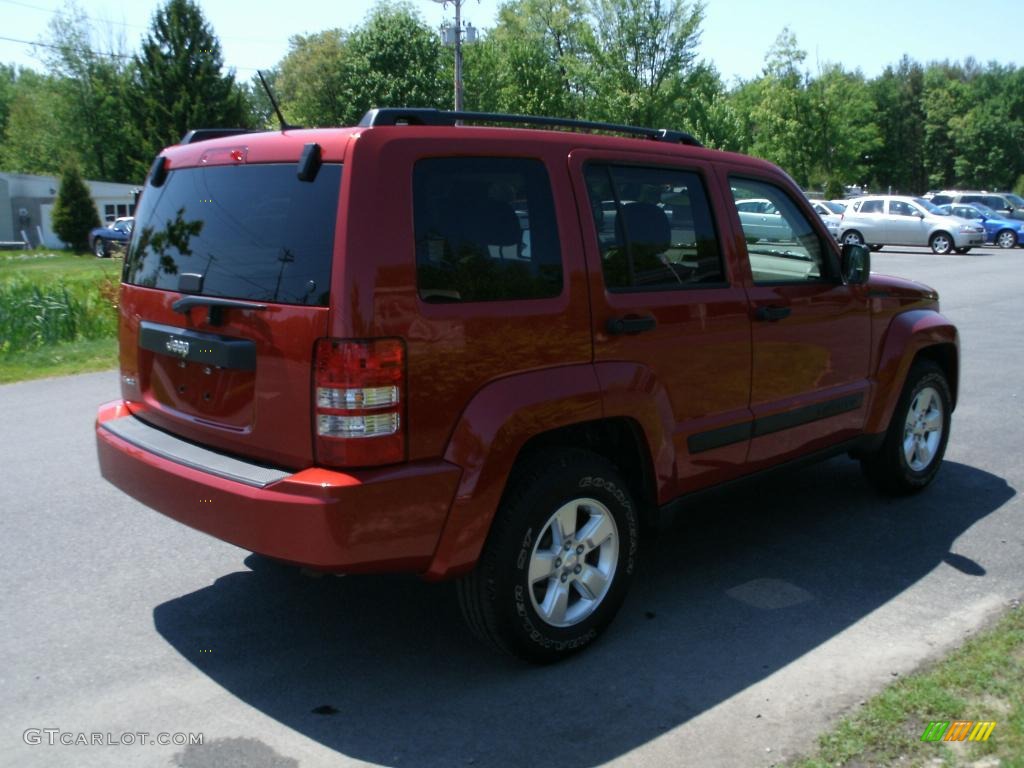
[358,108,703,148]
[180,128,260,145]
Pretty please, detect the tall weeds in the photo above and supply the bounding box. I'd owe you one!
[0,277,118,353]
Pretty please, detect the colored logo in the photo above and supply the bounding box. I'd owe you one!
[921,720,996,742]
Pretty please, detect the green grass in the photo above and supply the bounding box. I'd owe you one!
[786,602,1024,768]
[0,250,121,382]
[0,337,118,383]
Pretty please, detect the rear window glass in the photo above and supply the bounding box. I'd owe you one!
[124,163,342,306]
[413,157,563,303]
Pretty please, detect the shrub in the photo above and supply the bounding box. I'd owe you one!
[51,165,100,251]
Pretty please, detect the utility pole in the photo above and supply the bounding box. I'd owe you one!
[433,0,476,111]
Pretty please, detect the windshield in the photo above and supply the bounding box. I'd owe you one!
[1007,194,1024,207]
[914,197,941,214]
[971,203,998,217]
[820,200,844,214]
[124,163,342,306]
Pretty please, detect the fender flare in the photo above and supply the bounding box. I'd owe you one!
[422,362,674,580]
[866,309,959,434]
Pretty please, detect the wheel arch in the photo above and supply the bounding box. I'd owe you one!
[423,364,669,581]
[866,310,959,434]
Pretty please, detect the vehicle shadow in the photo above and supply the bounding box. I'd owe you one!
[154,459,1013,768]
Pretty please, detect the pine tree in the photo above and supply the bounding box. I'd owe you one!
[51,165,100,251]
[132,0,249,176]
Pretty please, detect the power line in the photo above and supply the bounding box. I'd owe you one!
[0,34,131,59]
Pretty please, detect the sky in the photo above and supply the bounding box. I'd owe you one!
[0,0,1020,84]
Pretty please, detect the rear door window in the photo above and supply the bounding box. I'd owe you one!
[583,164,724,291]
[413,157,562,303]
[124,163,342,306]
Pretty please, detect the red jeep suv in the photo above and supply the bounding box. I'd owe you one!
[96,109,958,662]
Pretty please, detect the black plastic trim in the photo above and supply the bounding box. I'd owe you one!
[687,421,753,454]
[139,321,257,371]
[753,393,864,437]
[359,107,703,147]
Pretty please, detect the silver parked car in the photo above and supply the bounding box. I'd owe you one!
[839,195,985,254]
[734,197,794,242]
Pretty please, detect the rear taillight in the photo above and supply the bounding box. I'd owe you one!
[313,338,406,467]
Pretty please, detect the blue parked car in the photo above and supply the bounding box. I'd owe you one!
[935,203,1024,249]
[88,216,134,258]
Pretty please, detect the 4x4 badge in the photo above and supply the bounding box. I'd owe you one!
[165,338,190,358]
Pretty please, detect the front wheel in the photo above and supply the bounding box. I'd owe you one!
[995,230,1018,249]
[457,449,639,663]
[842,230,864,246]
[93,238,107,258]
[929,232,954,255]
[861,360,951,494]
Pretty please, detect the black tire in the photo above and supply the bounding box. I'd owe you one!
[869,244,884,252]
[995,229,1017,249]
[842,230,864,246]
[861,360,952,495]
[93,238,107,258]
[929,232,954,255]
[954,247,971,255]
[457,448,639,663]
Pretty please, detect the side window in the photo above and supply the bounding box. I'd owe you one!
[413,157,563,303]
[583,164,724,291]
[860,199,884,214]
[730,177,831,284]
[890,200,916,217]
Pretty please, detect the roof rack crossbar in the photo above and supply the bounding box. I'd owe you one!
[358,108,703,147]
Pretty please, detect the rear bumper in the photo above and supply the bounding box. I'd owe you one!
[95,401,461,573]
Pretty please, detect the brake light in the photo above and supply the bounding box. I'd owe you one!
[313,338,406,467]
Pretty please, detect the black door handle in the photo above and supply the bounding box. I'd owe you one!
[607,315,657,335]
[755,305,791,322]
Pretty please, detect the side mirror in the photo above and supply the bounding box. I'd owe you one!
[840,242,870,284]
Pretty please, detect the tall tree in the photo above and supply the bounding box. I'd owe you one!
[38,2,138,183]
[747,28,812,184]
[276,29,351,126]
[133,0,249,174]
[805,64,878,194]
[51,165,100,251]
[583,0,705,127]
[0,69,68,176]
[869,57,926,193]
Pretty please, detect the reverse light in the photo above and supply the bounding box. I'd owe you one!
[313,338,406,466]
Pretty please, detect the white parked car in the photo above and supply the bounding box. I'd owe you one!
[839,195,985,254]
[810,200,843,241]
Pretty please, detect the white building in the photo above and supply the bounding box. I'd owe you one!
[0,172,140,249]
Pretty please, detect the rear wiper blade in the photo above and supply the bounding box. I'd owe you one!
[172,296,268,326]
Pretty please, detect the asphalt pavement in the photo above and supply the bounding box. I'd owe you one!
[1,244,1022,768]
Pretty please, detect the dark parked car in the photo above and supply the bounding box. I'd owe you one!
[89,217,133,258]
[96,109,959,662]
[929,191,1024,221]
[935,203,1024,249]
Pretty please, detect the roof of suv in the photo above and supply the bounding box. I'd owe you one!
[159,108,781,176]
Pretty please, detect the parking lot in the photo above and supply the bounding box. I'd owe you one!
[2,244,1022,768]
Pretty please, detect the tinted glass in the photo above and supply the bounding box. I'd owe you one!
[860,199,884,213]
[730,177,830,284]
[124,163,342,306]
[413,157,562,303]
[584,164,724,291]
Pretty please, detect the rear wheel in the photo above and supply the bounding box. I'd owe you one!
[929,232,954,254]
[861,360,951,494]
[457,449,639,663]
[995,230,1017,249]
[842,231,864,246]
[93,238,107,258]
